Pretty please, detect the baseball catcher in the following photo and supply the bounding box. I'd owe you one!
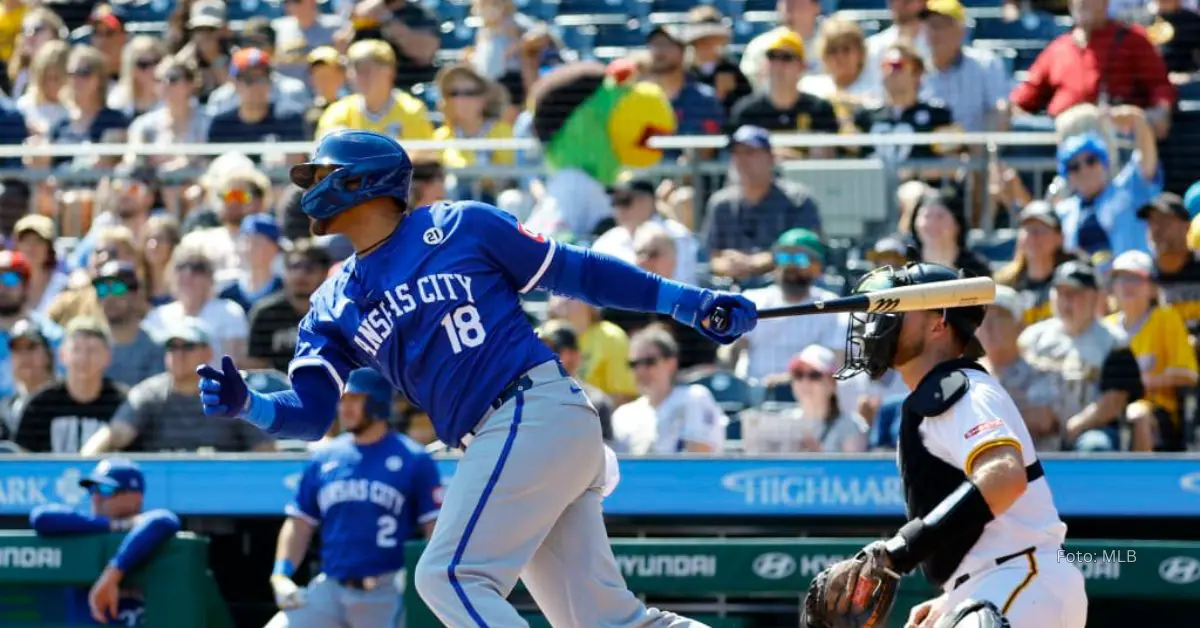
[801,263,1088,628]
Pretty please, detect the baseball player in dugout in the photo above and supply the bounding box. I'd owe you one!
[802,262,1087,628]
[268,367,441,628]
[197,129,757,627]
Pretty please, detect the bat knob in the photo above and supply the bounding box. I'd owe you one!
[709,306,731,333]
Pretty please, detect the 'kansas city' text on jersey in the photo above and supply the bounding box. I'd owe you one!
[286,432,441,579]
[290,202,557,446]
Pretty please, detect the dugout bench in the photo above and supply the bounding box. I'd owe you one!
[0,531,233,628]
[402,538,1200,628]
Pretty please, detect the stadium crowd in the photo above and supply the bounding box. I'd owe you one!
[0,0,1196,457]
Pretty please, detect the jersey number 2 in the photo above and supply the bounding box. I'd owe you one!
[377,515,398,548]
[441,305,487,354]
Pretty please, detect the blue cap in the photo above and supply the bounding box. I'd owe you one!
[730,125,771,150]
[240,213,282,245]
[1056,131,1110,178]
[79,457,144,494]
[345,368,392,420]
[1184,181,1200,220]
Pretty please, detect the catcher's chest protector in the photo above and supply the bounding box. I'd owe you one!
[897,359,993,587]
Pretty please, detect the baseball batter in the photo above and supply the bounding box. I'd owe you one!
[197,130,757,627]
[800,263,1087,628]
[267,368,441,628]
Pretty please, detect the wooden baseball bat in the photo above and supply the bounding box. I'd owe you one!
[709,276,997,332]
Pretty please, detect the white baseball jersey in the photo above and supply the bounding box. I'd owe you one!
[610,384,728,455]
[917,369,1068,589]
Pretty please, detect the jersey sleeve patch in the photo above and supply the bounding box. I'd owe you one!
[518,222,546,242]
[963,418,1005,440]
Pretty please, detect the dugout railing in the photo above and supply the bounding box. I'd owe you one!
[0,530,233,628]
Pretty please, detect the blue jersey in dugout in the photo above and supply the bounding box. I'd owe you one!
[290,201,558,446]
[287,432,442,579]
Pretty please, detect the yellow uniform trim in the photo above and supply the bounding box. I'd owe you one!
[1002,553,1038,614]
[964,437,1023,475]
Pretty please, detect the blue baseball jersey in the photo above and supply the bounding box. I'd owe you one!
[286,432,441,579]
[290,201,558,446]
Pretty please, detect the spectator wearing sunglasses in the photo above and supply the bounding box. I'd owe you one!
[125,58,212,174]
[742,344,868,453]
[83,317,275,454]
[729,30,839,159]
[593,176,698,284]
[0,319,54,441]
[246,239,332,373]
[14,317,127,454]
[1054,109,1162,261]
[723,228,847,383]
[29,458,180,626]
[143,246,248,365]
[93,261,163,388]
[610,325,727,455]
[182,167,272,276]
[0,250,62,397]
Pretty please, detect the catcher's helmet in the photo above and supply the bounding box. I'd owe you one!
[289,130,413,220]
[836,262,986,381]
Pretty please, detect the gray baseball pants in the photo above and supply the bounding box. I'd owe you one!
[414,360,706,627]
[264,572,403,628]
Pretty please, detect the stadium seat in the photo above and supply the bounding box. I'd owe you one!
[440,23,476,50]
[683,369,756,417]
[438,0,473,23]
[225,0,286,22]
[558,24,597,55]
[743,0,775,11]
[558,0,635,15]
[833,0,883,10]
[111,0,173,24]
[732,20,773,45]
[971,13,1067,42]
[595,21,649,47]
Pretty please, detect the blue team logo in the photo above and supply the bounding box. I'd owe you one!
[423,227,445,245]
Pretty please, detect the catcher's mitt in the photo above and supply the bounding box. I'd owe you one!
[801,542,901,628]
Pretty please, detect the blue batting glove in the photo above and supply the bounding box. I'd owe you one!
[196,356,250,418]
[671,288,758,345]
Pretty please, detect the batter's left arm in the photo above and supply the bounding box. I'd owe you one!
[472,204,756,344]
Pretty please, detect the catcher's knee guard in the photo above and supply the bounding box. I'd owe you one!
[933,599,1010,628]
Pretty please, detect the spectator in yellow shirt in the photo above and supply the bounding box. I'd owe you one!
[315,39,434,143]
[433,64,514,201]
[0,0,27,65]
[1106,250,1199,452]
[549,295,638,405]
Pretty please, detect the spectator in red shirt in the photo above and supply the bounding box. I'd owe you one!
[1010,0,1175,136]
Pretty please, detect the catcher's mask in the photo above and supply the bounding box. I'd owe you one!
[835,263,986,381]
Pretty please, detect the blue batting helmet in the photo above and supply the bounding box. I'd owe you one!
[345,368,393,421]
[289,130,414,220]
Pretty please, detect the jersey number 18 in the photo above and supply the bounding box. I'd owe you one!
[441,305,487,354]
